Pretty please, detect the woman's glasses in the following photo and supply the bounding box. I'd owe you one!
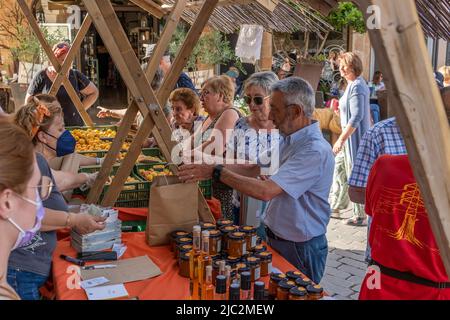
[29,176,54,201]
[243,95,269,106]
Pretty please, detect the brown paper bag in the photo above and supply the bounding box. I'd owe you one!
[146,176,199,246]
[48,153,82,202]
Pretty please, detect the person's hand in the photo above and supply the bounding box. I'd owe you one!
[142,137,156,148]
[333,138,345,155]
[79,172,98,191]
[178,164,214,183]
[96,106,112,119]
[71,213,106,235]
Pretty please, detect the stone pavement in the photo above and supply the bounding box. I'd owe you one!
[320,208,369,300]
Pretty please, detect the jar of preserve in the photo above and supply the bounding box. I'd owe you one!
[178,252,190,278]
[177,244,193,262]
[289,286,308,300]
[286,270,304,281]
[216,219,233,229]
[219,225,239,253]
[208,229,222,255]
[240,225,257,251]
[200,222,216,231]
[174,237,192,258]
[170,230,189,252]
[246,256,261,282]
[252,244,267,254]
[295,276,312,288]
[256,251,272,276]
[268,273,286,299]
[276,279,296,300]
[226,256,241,269]
[306,284,324,300]
[227,232,247,257]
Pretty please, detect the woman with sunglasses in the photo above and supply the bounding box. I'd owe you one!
[7,96,105,300]
[0,118,43,300]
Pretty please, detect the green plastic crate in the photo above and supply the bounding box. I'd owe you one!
[121,221,147,232]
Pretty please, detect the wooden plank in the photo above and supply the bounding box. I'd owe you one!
[129,0,165,19]
[164,0,278,12]
[356,0,450,276]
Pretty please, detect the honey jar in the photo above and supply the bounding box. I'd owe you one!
[268,273,286,299]
[219,225,239,253]
[170,230,189,252]
[200,222,216,231]
[174,237,192,258]
[306,284,324,300]
[208,229,222,255]
[235,262,248,274]
[256,251,272,276]
[178,252,190,278]
[246,256,261,282]
[252,244,267,254]
[289,286,308,300]
[227,232,247,257]
[216,219,233,229]
[295,276,312,288]
[276,279,296,300]
[286,270,304,281]
[239,225,257,251]
[177,244,193,262]
[226,256,241,269]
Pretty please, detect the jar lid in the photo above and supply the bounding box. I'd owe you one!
[306,284,323,294]
[246,256,261,265]
[235,262,247,270]
[179,244,193,252]
[289,286,307,297]
[238,267,251,274]
[228,232,245,240]
[256,251,272,260]
[176,237,193,245]
[278,279,296,290]
[209,229,222,238]
[220,225,238,233]
[171,230,189,239]
[295,277,312,287]
[200,222,216,230]
[286,270,303,280]
[211,254,221,261]
[217,219,233,226]
[226,256,241,264]
[252,245,267,253]
[240,225,256,233]
[270,272,287,282]
[180,252,191,261]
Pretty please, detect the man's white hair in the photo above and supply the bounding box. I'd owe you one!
[271,77,315,118]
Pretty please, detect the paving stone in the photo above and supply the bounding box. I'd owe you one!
[338,257,369,270]
[325,266,352,280]
[332,294,351,300]
[325,259,342,268]
[337,265,367,277]
[333,249,366,262]
[321,274,354,288]
[322,282,354,297]
[347,275,365,286]
[350,292,360,300]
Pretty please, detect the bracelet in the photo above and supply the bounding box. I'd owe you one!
[65,213,71,227]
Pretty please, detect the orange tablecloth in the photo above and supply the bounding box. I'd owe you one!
[52,232,298,300]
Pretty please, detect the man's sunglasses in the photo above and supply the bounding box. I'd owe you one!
[243,95,269,106]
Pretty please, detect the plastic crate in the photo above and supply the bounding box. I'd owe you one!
[121,221,147,232]
[67,125,118,131]
[77,165,151,208]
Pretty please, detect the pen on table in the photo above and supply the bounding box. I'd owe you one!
[60,254,85,266]
[82,264,117,270]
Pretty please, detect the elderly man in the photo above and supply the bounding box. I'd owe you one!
[179,77,335,283]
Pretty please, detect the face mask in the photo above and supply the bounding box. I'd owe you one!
[8,191,45,250]
[43,130,76,157]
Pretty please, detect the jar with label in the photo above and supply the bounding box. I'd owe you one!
[295,276,312,288]
[306,284,324,300]
[227,232,247,257]
[175,237,192,258]
[252,244,267,254]
[177,244,193,262]
[200,222,216,231]
[208,229,222,255]
[240,225,257,251]
[226,256,241,269]
[216,219,233,229]
[178,252,190,278]
[246,256,261,282]
[276,279,296,300]
[268,273,286,299]
[286,270,304,281]
[256,251,272,276]
[289,286,308,300]
[170,230,189,252]
[219,225,239,253]
[235,262,247,273]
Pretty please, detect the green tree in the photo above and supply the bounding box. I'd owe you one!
[327,2,366,34]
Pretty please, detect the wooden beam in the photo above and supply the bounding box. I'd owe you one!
[356,0,450,276]
[163,0,278,12]
[303,0,338,15]
[128,0,165,19]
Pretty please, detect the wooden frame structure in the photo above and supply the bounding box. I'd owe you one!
[18,0,450,276]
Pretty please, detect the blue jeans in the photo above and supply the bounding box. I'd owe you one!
[370,104,380,124]
[267,233,328,284]
[7,268,48,300]
[365,216,373,263]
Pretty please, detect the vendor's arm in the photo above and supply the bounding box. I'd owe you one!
[96,107,127,119]
[51,169,94,192]
[41,208,106,234]
[80,82,99,110]
[179,161,260,182]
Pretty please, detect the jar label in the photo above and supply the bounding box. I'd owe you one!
[268,262,272,274]
[251,235,257,248]
[217,239,221,253]
[254,266,261,280]
[242,243,247,255]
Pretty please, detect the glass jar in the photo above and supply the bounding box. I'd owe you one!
[295,276,312,288]
[226,256,241,269]
[286,271,304,281]
[227,232,247,257]
[174,237,192,259]
[200,222,216,231]
[178,252,190,278]
[252,244,267,254]
[219,225,239,253]
[256,251,272,277]
[216,219,233,229]
[246,256,261,282]
[268,273,286,299]
[276,279,296,300]
[306,284,324,300]
[235,262,248,275]
[208,229,222,255]
[289,286,308,300]
[177,244,193,262]
[170,230,189,252]
[240,225,257,251]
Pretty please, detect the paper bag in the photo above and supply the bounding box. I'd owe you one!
[146,176,198,246]
[48,153,82,202]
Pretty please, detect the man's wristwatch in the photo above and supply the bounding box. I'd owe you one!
[212,165,224,183]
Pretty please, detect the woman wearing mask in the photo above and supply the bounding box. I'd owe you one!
[8,95,105,300]
[0,119,43,300]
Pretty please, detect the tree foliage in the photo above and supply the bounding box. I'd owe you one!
[327,2,366,34]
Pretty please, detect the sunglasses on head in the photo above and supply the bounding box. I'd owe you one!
[243,95,268,106]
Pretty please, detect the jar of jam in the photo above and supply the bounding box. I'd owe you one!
[200,222,216,231]
[306,284,324,300]
[276,279,296,300]
[219,225,239,253]
[227,232,247,257]
[246,256,261,282]
[256,251,272,277]
[174,237,192,258]
[226,256,241,269]
[177,244,193,262]
[216,219,233,229]
[252,244,267,254]
[268,273,286,299]
[240,225,257,251]
[286,270,304,281]
[170,230,189,252]
[295,276,312,288]
[235,262,247,273]
[289,286,308,300]
[178,252,190,278]
[208,229,222,255]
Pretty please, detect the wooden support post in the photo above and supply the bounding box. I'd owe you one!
[356,0,450,276]
[258,32,273,71]
[129,0,165,19]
